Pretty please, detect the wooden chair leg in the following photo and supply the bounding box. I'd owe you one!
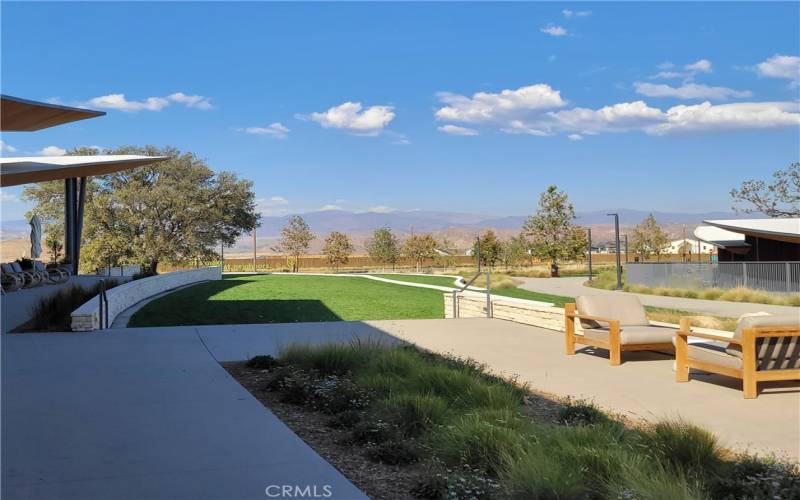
[609,321,621,366]
[564,304,576,355]
[742,329,757,399]
[675,321,690,382]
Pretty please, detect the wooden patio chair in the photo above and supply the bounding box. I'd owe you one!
[565,295,675,365]
[675,314,800,399]
[1,265,24,292]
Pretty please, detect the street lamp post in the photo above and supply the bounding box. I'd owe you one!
[607,213,622,290]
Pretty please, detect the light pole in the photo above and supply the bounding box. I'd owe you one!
[607,213,622,290]
[624,234,629,263]
[475,236,481,273]
[587,228,593,281]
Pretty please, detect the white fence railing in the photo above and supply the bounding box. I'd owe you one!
[626,262,800,293]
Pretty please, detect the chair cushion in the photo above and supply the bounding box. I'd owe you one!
[582,324,674,345]
[1,263,15,273]
[726,314,800,369]
[576,295,649,329]
[687,342,742,370]
[34,262,46,271]
[10,262,23,273]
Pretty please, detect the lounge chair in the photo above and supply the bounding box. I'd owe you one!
[5,262,42,288]
[676,314,800,399]
[34,261,69,284]
[1,265,24,292]
[565,295,675,365]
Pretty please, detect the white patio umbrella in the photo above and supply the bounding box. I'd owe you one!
[29,214,42,259]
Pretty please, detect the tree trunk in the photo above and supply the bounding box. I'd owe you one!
[550,260,559,277]
[148,260,158,275]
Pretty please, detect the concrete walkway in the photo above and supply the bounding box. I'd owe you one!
[517,276,799,317]
[2,328,368,500]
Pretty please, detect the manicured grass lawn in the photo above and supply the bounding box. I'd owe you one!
[129,274,444,327]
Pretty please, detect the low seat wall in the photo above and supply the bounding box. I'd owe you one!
[444,292,581,333]
[71,267,221,331]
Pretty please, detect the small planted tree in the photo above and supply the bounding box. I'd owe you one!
[402,233,438,272]
[274,215,314,272]
[631,214,670,261]
[365,226,399,271]
[322,231,354,272]
[731,162,799,217]
[501,234,529,269]
[44,231,63,263]
[472,229,502,268]
[522,185,583,277]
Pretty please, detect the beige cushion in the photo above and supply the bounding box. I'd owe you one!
[575,295,649,329]
[687,342,742,370]
[582,324,674,345]
[726,314,800,369]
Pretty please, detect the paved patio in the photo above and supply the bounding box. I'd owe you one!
[3,318,798,500]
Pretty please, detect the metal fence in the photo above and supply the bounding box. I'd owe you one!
[626,262,800,293]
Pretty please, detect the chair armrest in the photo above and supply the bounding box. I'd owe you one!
[565,311,618,325]
[676,330,740,345]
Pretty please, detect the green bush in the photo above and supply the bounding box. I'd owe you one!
[276,368,317,405]
[348,418,399,445]
[557,400,609,426]
[310,375,372,414]
[645,420,724,480]
[16,281,119,332]
[245,355,280,370]
[381,394,447,436]
[366,439,421,465]
[327,409,363,429]
[708,458,800,499]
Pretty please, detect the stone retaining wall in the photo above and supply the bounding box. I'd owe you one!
[71,267,222,331]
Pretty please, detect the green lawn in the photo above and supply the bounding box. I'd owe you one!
[375,273,573,306]
[129,274,444,327]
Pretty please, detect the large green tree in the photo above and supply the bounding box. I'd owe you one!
[23,145,259,273]
[402,233,438,272]
[322,231,354,271]
[273,215,314,272]
[365,226,399,270]
[472,229,502,267]
[522,185,585,277]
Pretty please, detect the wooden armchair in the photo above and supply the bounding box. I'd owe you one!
[565,295,675,365]
[676,314,800,399]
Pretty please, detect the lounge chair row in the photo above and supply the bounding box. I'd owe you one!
[564,295,799,399]
[1,261,71,292]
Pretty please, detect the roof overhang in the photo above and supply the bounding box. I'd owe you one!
[693,225,749,249]
[1,94,105,131]
[702,218,800,245]
[0,155,169,187]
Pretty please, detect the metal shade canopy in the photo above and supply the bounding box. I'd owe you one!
[703,218,800,245]
[1,94,105,131]
[0,155,169,187]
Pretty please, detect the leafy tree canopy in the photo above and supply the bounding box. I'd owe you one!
[731,162,799,217]
[365,226,399,269]
[630,214,670,261]
[273,215,314,272]
[522,185,585,276]
[322,231,354,271]
[402,233,438,272]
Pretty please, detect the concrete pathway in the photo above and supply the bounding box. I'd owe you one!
[2,328,367,500]
[517,276,799,317]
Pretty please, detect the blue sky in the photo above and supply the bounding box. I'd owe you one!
[2,2,799,221]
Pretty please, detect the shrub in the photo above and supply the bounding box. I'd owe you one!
[280,341,378,376]
[16,281,119,332]
[366,439,421,465]
[327,409,363,429]
[310,375,372,414]
[276,369,317,405]
[557,400,609,426]
[708,458,800,499]
[348,418,399,445]
[612,462,706,500]
[263,365,296,391]
[645,420,724,480]
[410,474,447,499]
[382,394,447,436]
[245,355,280,370]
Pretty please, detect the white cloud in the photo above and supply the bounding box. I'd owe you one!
[366,205,395,213]
[567,134,583,141]
[648,101,800,135]
[392,138,411,145]
[549,101,665,134]
[317,204,343,211]
[0,190,19,202]
[256,196,290,216]
[38,146,67,156]
[167,92,213,110]
[540,25,568,37]
[0,140,17,154]
[501,120,550,136]
[756,54,800,86]
[240,122,290,139]
[651,71,686,80]
[437,124,479,136]
[306,102,395,135]
[634,82,752,100]
[685,59,712,73]
[562,9,591,18]
[435,84,566,124]
[84,92,212,112]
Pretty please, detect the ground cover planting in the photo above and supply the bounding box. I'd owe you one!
[228,342,800,499]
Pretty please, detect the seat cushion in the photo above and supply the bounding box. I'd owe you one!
[1,263,15,273]
[575,295,649,329]
[727,314,800,369]
[582,324,674,345]
[687,342,742,370]
[10,262,23,273]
